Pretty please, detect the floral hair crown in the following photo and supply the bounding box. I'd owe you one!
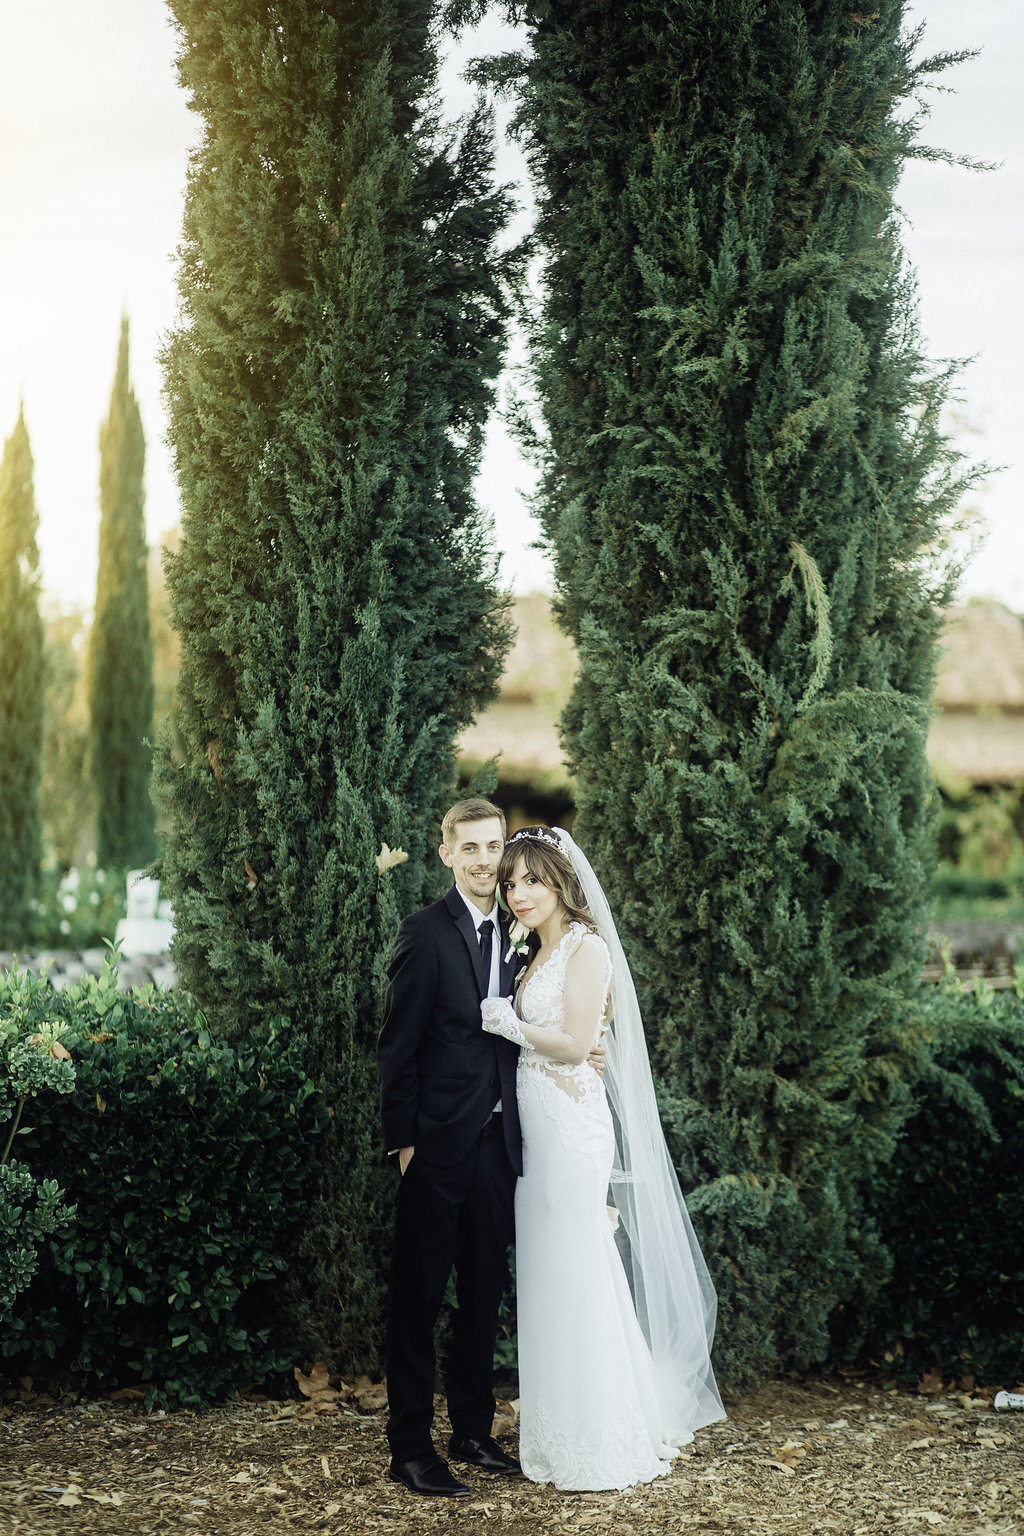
[506,826,562,850]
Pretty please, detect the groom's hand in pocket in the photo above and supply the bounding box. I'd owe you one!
[398,1145,415,1176]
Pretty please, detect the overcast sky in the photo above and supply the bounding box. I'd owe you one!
[0,1,1020,611]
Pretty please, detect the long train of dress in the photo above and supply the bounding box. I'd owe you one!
[513,924,692,1491]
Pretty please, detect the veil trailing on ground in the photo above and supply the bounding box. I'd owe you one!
[552,826,725,1441]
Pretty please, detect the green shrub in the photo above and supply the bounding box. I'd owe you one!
[24,863,127,951]
[934,777,1024,885]
[1,1015,76,1319]
[0,958,327,1406]
[834,981,1024,1384]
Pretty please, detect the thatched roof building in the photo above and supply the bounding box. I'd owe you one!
[459,595,1024,794]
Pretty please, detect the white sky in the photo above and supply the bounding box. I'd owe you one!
[0,1,1020,612]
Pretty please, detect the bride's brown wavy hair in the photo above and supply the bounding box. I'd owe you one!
[498,828,596,936]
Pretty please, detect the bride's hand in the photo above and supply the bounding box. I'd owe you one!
[481,996,529,1048]
[587,1040,606,1077]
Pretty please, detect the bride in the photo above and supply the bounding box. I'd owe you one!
[480,826,724,1491]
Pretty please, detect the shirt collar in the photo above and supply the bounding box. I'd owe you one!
[455,886,497,931]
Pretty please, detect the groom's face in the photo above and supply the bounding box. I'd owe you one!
[439,816,505,907]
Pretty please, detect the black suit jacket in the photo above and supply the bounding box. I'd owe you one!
[377,886,523,1175]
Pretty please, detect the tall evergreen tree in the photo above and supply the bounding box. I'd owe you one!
[158,1,515,1366]
[89,318,158,870]
[41,605,93,872]
[0,410,45,946]
[496,0,978,1380]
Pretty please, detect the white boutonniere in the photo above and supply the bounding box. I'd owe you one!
[504,918,529,962]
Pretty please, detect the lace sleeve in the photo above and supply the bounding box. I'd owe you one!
[573,930,612,1011]
[562,931,612,1046]
[480,996,529,1048]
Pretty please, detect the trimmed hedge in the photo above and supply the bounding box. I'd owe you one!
[0,959,327,1406]
[834,981,1024,1384]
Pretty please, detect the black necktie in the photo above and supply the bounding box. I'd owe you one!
[478,920,493,975]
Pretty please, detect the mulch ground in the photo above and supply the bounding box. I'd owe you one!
[1,1372,1022,1536]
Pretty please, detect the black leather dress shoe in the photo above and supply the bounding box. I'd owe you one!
[448,1435,523,1476]
[387,1455,471,1498]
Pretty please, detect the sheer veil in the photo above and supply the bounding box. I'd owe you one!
[552,827,725,1440]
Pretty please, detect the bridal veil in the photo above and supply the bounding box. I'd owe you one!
[552,826,724,1441]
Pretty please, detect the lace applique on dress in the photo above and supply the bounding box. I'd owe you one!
[520,1402,672,1493]
[515,924,612,1151]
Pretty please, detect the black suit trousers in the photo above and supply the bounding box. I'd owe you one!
[385,1115,516,1461]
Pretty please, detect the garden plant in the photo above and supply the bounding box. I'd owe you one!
[468,0,987,1383]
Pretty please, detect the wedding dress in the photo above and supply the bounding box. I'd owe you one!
[509,922,680,1487]
[483,914,723,1491]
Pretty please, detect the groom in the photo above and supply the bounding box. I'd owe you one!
[377,797,523,1498]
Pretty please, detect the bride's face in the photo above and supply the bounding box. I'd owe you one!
[504,853,563,934]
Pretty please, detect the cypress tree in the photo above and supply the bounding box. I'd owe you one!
[504,1,979,1381]
[0,410,45,946]
[89,318,158,871]
[158,1,514,1366]
[40,605,93,872]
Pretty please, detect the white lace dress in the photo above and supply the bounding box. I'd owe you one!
[506,923,680,1491]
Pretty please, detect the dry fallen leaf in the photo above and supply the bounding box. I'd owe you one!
[375,843,409,875]
[28,1033,72,1061]
[771,1438,808,1468]
[352,1376,389,1413]
[492,1397,518,1437]
[294,1363,333,1400]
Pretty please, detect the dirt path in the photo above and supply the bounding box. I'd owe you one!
[1,1375,1021,1535]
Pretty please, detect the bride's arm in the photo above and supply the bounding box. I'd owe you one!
[481,942,609,1065]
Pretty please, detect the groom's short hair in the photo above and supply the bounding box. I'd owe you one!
[441,797,506,847]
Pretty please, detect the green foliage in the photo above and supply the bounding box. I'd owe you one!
[834,983,1024,1384]
[0,958,327,1407]
[89,318,158,870]
[1,1014,76,1320]
[26,863,126,951]
[509,1,981,1383]
[40,604,94,871]
[0,1163,73,1321]
[935,776,1024,885]
[157,1,515,1368]
[0,410,45,946]
[927,777,1024,918]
